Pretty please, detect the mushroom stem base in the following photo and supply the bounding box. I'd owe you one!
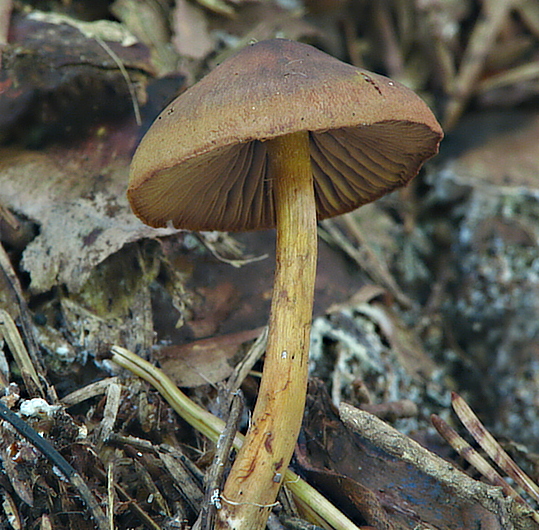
[217,130,317,530]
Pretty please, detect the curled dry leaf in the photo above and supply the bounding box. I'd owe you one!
[0,12,178,295]
[0,139,178,294]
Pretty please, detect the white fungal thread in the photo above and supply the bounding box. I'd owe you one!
[220,494,279,508]
[210,488,222,510]
[283,474,300,485]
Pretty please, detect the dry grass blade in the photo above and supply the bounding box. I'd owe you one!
[431,414,527,506]
[319,218,412,309]
[0,243,46,396]
[0,309,45,398]
[110,345,363,530]
[94,36,141,126]
[110,345,238,444]
[451,392,539,505]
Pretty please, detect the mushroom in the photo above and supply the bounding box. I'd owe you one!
[128,39,443,530]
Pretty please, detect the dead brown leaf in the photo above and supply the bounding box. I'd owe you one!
[154,327,262,387]
[441,111,539,193]
[0,138,178,294]
[172,0,214,60]
[0,12,153,139]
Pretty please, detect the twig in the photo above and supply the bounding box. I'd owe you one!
[319,218,413,309]
[107,462,115,530]
[476,61,539,94]
[94,465,163,530]
[373,0,404,79]
[227,327,267,393]
[92,380,122,450]
[198,391,243,530]
[61,377,121,407]
[340,402,515,519]
[0,401,108,530]
[158,448,204,515]
[444,0,515,129]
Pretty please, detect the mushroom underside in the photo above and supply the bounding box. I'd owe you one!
[128,121,439,232]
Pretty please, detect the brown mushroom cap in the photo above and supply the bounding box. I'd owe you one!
[128,39,443,232]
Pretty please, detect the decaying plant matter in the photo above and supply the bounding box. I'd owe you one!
[1,2,539,529]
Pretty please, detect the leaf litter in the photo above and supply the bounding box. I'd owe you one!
[1,1,539,529]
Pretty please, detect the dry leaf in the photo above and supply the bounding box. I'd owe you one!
[155,328,262,387]
[0,139,177,293]
[172,0,214,60]
[438,111,539,194]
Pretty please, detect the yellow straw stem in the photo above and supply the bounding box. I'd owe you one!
[217,130,317,530]
[110,346,362,530]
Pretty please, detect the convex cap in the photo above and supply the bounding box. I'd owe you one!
[128,39,443,232]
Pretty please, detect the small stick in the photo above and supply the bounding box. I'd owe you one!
[444,0,515,129]
[320,218,412,309]
[476,62,539,94]
[0,244,47,398]
[93,380,122,450]
[227,327,267,393]
[373,0,404,79]
[107,462,115,530]
[0,309,45,398]
[198,391,244,530]
[61,377,120,407]
[0,401,108,530]
[94,465,162,530]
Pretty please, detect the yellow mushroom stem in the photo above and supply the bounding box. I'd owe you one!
[217,130,317,530]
